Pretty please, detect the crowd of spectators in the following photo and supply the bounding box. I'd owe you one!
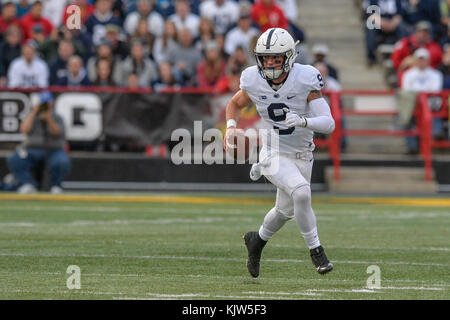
[0,0,309,92]
[363,0,450,86]
[362,0,450,152]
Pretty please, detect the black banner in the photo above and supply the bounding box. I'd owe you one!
[0,91,230,148]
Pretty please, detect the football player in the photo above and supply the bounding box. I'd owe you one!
[224,28,335,277]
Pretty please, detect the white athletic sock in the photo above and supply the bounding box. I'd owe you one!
[292,185,321,249]
[301,227,321,249]
[258,207,290,241]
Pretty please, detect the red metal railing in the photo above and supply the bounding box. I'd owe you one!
[315,91,342,180]
[328,90,445,182]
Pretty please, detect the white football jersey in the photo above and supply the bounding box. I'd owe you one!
[240,63,324,155]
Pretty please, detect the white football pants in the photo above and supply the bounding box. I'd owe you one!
[258,154,321,249]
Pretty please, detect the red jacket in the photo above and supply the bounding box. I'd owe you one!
[19,13,54,41]
[0,17,20,34]
[196,60,227,89]
[391,35,443,70]
[250,1,288,32]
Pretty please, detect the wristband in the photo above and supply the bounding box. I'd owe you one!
[227,119,237,128]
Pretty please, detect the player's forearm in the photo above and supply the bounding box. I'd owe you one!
[306,115,335,134]
[225,100,240,125]
[225,90,251,127]
[306,98,335,134]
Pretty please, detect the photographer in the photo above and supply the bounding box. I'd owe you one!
[6,91,71,194]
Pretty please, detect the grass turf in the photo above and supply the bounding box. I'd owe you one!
[0,193,448,300]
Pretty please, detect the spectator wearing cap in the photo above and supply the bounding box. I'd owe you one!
[0,25,22,86]
[199,0,239,35]
[48,40,75,85]
[87,40,123,84]
[55,55,91,87]
[166,27,203,86]
[62,0,95,27]
[391,21,442,86]
[38,26,88,65]
[85,0,122,47]
[398,48,443,153]
[250,0,288,33]
[19,0,54,41]
[30,23,47,52]
[124,0,164,37]
[6,91,71,194]
[168,0,200,38]
[311,43,339,81]
[196,40,226,89]
[7,40,49,88]
[104,24,129,60]
[120,40,158,87]
[0,1,20,40]
[224,12,260,56]
[363,0,406,66]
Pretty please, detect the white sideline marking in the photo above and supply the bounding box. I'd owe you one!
[271,244,450,252]
[0,252,448,267]
[0,205,254,215]
[0,217,254,227]
[379,286,445,291]
[243,291,322,296]
[0,289,298,300]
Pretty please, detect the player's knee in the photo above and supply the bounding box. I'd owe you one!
[292,184,311,205]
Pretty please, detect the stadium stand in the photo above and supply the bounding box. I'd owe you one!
[0,0,448,194]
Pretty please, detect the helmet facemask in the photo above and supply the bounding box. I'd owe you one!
[255,51,294,80]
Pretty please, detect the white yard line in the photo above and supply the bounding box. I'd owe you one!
[0,289,299,300]
[0,252,448,267]
[0,217,254,227]
[270,244,450,252]
[242,291,322,296]
[0,205,254,215]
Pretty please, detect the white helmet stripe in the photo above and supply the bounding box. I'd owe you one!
[265,28,276,49]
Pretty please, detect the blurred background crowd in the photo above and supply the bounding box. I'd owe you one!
[362,0,450,91]
[0,0,312,93]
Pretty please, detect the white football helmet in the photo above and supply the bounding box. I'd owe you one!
[254,28,299,80]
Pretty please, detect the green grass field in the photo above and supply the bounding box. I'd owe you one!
[0,192,448,300]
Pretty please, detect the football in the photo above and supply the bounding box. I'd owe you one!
[225,130,251,162]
